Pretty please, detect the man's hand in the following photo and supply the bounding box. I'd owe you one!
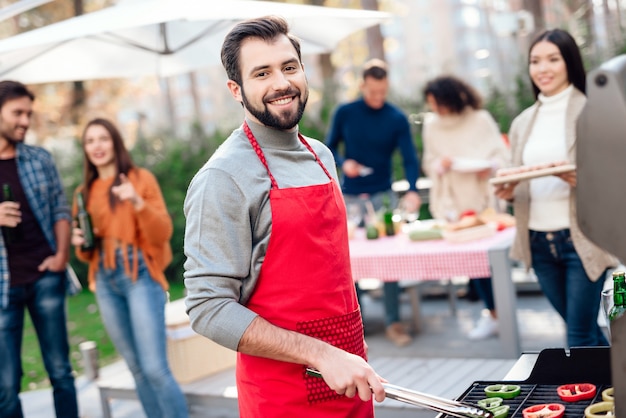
[314,349,386,402]
[38,252,68,272]
[342,159,362,178]
[401,191,421,213]
[0,201,21,227]
[238,317,386,403]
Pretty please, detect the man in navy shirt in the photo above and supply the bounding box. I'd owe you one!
[326,59,421,346]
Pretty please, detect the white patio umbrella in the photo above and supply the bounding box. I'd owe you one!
[0,0,54,22]
[0,0,391,84]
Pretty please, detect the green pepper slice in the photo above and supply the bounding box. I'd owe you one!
[478,398,503,409]
[484,384,521,399]
[489,405,511,418]
[477,397,510,418]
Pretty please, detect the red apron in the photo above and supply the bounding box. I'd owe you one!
[237,123,373,418]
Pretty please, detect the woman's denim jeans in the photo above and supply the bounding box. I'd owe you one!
[96,248,188,418]
[529,229,609,348]
[0,271,78,418]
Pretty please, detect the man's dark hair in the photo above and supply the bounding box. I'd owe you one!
[0,80,34,109]
[423,75,483,114]
[528,28,586,97]
[221,15,302,86]
[362,58,388,80]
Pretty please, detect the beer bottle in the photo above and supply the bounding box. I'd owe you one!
[609,271,626,322]
[383,195,395,237]
[2,183,22,245]
[76,192,95,251]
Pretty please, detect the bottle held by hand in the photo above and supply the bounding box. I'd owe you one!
[76,192,95,251]
[2,183,22,245]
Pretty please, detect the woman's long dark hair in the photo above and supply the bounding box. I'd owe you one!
[81,118,135,209]
[528,28,586,98]
[423,75,482,114]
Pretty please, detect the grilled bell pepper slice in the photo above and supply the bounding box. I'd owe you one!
[522,403,565,418]
[484,384,521,399]
[556,383,596,402]
[477,397,509,418]
[489,405,511,418]
[585,401,614,418]
[478,398,503,409]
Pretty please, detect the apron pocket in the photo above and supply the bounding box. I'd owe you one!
[297,308,365,405]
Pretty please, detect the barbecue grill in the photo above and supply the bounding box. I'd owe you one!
[437,347,612,418]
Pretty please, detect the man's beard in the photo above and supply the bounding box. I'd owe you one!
[241,86,308,131]
[0,131,20,145]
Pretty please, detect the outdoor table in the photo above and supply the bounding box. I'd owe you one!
[349,226,521,358]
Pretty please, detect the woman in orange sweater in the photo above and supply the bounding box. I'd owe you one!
[71,118,188,418]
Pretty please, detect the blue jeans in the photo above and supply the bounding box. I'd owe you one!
[96,248,188,418]
[0,271,78,418]
[529,229,608,348]
[470,278,495,311]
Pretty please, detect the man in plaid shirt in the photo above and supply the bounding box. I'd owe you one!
[0,80,79,418]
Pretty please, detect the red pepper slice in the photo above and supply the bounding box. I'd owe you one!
[556,383,596,402]
[522,403,565,418]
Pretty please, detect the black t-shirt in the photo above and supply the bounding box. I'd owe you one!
[0,158,53,287]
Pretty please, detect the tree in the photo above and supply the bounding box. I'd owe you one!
[71,0,86,126]
[522,0,545,33]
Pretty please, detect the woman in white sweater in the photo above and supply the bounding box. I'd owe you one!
[494,29,617,347]
[422,76,509,340]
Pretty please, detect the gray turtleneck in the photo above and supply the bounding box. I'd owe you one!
[183,119,340,350]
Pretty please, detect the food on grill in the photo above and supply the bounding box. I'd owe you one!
[522,403,565,418]
[601,387,613,402]
[484,384,521,399]
[478,398,503,409]
[477,398,510,418]
[556,383,596,402]
[584,401,615,418]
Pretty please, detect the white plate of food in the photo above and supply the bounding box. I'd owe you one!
[451,158,493,173]
[489,163,576,185]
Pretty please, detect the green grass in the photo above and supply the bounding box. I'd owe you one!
[21,280,187,392]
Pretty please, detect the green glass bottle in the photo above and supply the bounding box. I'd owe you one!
[2,183,22,245]
[382,195,395,237]
[608,271,626,322]
[76,192,95,251]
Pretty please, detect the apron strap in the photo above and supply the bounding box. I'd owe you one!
[243,121,333,189]
[244,122,279,189]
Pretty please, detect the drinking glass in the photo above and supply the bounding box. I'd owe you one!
[601,288,614,339]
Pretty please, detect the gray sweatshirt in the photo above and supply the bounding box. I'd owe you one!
[183,119,340,351]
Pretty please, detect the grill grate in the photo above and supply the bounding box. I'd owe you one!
[441,381,610,418]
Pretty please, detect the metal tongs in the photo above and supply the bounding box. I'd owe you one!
[306,368,493,418]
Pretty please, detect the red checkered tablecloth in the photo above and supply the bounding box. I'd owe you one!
[349,227,516,282]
